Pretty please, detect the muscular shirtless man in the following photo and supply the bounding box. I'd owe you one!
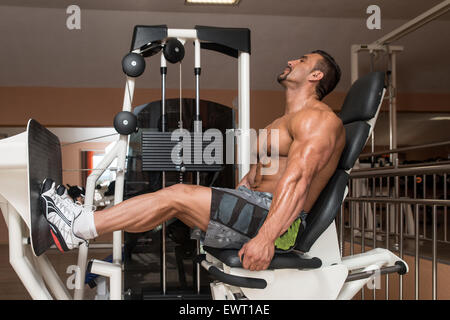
[40,50,345,271]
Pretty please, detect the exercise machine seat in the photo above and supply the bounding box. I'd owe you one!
[203,246,322,269]
[204,72,385,269]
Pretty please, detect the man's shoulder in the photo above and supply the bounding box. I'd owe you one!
[289,102,342,131]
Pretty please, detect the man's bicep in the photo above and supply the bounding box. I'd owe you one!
[287,121,339,177]
[286,137,334,180]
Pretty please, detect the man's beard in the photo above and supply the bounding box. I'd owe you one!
[277,73,287,84]
[277,67,291,84]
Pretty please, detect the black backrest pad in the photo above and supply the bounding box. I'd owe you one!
[295,72,385,253]
[295,170,348,252]
[338,121,371,170]
[338,71,385,124]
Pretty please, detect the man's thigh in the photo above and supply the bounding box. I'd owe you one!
[165,184,212,232]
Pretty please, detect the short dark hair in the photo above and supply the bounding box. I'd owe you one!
[310,50,341,100]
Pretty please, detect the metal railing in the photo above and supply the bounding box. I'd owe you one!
[336,143,450,300]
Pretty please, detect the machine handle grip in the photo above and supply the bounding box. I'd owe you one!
[196,255,267,289]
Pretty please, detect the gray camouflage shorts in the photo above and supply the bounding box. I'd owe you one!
[192,186,306,252]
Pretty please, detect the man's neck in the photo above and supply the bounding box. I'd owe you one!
[284,86,318,115]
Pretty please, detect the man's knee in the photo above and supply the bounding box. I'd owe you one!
[164,184,210,214]
[163,184,194,210]
[165,183,190,195]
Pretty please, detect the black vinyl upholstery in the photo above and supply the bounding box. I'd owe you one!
[204,72,385,269]
[203,246,322,270]
[294,170,349,253]
[338,122,371,170]
[338,72,385,124]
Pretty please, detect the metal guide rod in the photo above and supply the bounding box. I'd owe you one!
[161,54,167,131]
[238,52,251,180]
[160,53,167,295]
[194,38,202,295]
[432,205,437,300]
[414,180,419,300]
[388,52,398,166]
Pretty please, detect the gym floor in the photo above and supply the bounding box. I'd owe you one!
[0,231,213,300]
[0,245,99,300]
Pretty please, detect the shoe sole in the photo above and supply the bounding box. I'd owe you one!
[39,178,70,253]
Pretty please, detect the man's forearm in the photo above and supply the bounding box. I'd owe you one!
[258,175,310,242]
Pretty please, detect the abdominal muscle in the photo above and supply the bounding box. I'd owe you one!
[250,157,287,195]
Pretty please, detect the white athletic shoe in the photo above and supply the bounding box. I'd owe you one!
[39,179,87,252]
[57,184,98,242]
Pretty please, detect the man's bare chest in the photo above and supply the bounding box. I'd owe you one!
[257,117,293,157]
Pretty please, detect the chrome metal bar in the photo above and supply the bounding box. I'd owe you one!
[445,173,448,242]
[405,175,408,197]
[344,226,449,244]
[361,201,365,300]
[371,177,375,235]
[399,202,404,300]
[346,264,404,282]
[160,56,167,295]
[362,189,365,247]
[388,56,393,165]
[194,39,202,296]
[340,205,344,257]
[350,195,354,256]
[391,53,398,168]
[413,174,419,300]
[359,141,450,158]
[399,160,450,169]
[350,164,450,178]
[162,176,166,295]
[385,201,389,300]
[394,170,399,255]
[433,174,437,198]
[345,197,450,206]
[371,131,375,166]
[432,205,437,300]
[415,203,420,300]
[423,175,427,239]
[413,175,417,200]
[373,177,377,300]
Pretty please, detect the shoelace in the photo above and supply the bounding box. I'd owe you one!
[51,191,76,223]
[53,192,93,247]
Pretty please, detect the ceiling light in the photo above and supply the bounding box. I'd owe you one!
[185,0,241,5]
[430,116,450,121]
